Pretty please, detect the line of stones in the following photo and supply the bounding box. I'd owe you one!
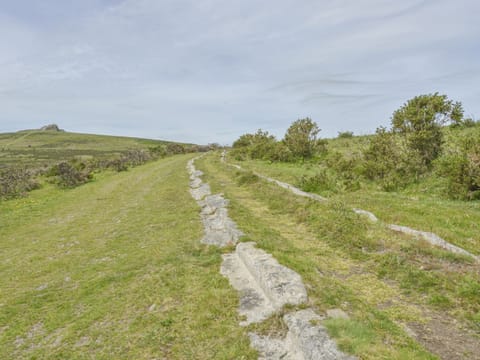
[228,162,479,263]
[187,157,353,360]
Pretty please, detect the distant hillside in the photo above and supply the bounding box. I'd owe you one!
[0,129,186,168]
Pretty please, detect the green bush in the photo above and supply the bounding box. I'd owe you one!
[391,93,463,166]
[362,127,425,191]
[297,169,336,194]
[436,134,480,200]
[284,118,321,160]
[266,142,294,162]
[236,171,259,185]
[337,131,354,138]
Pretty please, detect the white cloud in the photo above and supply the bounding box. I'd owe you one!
[0,0,479,143]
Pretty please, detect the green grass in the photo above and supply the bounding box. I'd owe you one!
[0,154,256,359]
[196,153,480,359]
[230,158,480,255]
[0,130,177,168]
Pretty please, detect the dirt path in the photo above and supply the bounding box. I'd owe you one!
[188,157,354,359]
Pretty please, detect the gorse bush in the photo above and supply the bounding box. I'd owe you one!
[232,119,324,162]
[391,93,464,166]
[47,160,94,188]
[362,127,426,191]
[337,131,354,138]
[231,129,278,161]
[297,170,334,194]
[284,118,322,160]
[0,167,40,199]
[436,134,480,200]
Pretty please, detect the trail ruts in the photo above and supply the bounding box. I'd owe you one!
[187,156,354,360]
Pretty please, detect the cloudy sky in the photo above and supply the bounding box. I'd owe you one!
[0,0,479,144]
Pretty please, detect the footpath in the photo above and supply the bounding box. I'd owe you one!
[187,156,354,360]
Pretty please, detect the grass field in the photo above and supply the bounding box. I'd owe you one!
[0,154,255,359]
[1,127,479,359]
[229,156,480,256]
[0,130,171,168]
[197,153,480,359]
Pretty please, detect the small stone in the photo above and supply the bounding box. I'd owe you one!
[74,336,91,347]
[326,308,350,320]
[36,284,48,291]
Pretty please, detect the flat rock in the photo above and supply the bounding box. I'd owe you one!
[352,208,378,222]
[388,224,478,261]
[190,183,211,201]
[221,242,307,325]
[250,309,355,360]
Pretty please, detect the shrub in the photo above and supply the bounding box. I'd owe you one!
[48,160,94,188]
[166,143,186,155]
[107,158,129,172]
[231,129,277,160]
[0,167,40,199]
[266,142,294,162]
[337,131,354,138]
[391,93,464,166]
[149,145,167,158]
[236,171,259,185]
[284,118,321,160]
[325,152,362,191]
[362,127,425,191]
[122,149,151,166]
[297,169,336,194]
[436,134,480,200]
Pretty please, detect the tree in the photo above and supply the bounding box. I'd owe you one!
[391,93,464,165]
[283,118,321,160]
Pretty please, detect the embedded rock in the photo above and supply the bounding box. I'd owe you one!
[250,309,355,360]
[388,224,479,261]
[221,242,307,325]
[353,208,378,222]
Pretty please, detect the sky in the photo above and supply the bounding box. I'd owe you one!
[0,0,479,144]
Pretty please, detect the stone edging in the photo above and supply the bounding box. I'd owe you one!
[187,156,354,359]
[226,160,479,263]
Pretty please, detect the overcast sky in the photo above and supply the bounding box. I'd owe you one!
[0,0,479,144]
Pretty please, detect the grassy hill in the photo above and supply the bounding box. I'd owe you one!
[0,129,175,168]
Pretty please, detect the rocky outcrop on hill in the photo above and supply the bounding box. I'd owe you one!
[40,124,64,132]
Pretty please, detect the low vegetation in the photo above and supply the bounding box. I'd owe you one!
[196,153,480,359]
[0,155,256,359]
[0,128,217,199]
[230,93,480,201]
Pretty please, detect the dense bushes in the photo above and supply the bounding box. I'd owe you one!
[47,160,94,188]
[231,130,278,161]
[231,95,478,200]
[284,118,322,160]
[362,127,425,191]
[0,167,40,199]
[391,93,464,166]
[436,134,480,200]
[1,142,198,200]
[231,119,325,162]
